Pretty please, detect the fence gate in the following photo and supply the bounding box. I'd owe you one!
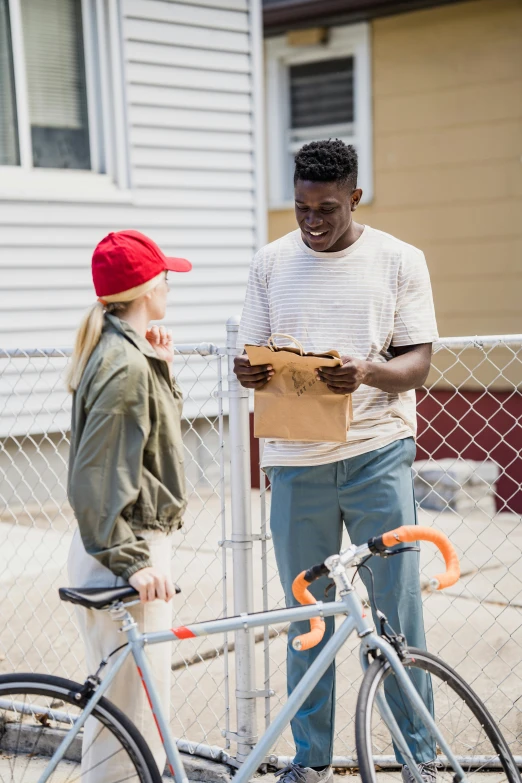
[258,335,522,766]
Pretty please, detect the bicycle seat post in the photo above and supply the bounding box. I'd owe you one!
[108,600,140,635]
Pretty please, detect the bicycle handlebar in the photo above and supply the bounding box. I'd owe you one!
[291,572,326,651]
[291,524,460,652]
[380,525,460,590]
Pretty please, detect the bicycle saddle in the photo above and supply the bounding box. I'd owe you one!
[59,584,181,610]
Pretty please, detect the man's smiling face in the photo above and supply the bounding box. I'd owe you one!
[294,179,362,253]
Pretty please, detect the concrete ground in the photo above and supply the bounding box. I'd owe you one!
[0,756,508,783]
[1,490,521,777]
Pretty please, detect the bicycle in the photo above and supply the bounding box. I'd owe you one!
[0,524,519,783]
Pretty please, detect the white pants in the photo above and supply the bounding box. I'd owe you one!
[68,529,173,781]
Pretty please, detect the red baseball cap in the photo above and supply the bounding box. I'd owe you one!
[92,230,192,298]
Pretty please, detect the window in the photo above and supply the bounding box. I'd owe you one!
[0,0,19,165]
[0,0,129,188]
[266,24,373,207]
[21,0,90,169]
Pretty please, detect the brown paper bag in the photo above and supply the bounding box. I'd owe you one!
[245,333,353,442]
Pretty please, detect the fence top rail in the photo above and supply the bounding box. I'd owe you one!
[1,336,521,361]
[0,343,223,360]
[433,335,522,351]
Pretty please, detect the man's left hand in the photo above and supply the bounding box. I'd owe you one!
[316,356,368,394]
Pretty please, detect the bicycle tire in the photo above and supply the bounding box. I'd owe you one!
[0,672,162,783]
[355,647,520,783]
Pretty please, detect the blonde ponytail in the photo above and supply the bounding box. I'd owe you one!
[66,302,105,393]
[66,271,159,392]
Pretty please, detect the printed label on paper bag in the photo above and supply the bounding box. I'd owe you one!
[288,363,318,396]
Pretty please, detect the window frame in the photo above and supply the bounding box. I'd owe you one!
[266,22,373,210]
[2,0,130,198]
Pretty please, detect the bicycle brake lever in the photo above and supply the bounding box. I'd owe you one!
[372,545,420,558]
[324,581,335,598]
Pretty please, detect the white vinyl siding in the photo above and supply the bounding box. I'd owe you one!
[0,0,259,348]
[0,0,262,432]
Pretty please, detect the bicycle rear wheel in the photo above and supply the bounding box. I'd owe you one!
[355,647,520,783]
[0,673,162,783]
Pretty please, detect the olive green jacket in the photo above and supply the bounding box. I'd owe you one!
[68,314,187,580]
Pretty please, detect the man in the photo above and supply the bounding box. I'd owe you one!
[234,140,439,783]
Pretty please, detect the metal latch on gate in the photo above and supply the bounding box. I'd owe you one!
[235,688,275,698]
[218,532,272,547]
[222,729,259,745]
[213,389,250,399]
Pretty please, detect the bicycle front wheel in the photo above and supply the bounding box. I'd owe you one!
[355,647,520,783]
[0,673,162,783]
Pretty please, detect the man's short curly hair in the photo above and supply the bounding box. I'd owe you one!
[294,139,358,190]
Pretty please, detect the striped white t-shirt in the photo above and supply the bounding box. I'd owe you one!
[237,225,438,468]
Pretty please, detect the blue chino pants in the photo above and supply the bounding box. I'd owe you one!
[266,437,435,768]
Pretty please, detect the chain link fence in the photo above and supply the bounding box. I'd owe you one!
[0,343,236,758]
[258,335,522,764]
[1,333,521,766]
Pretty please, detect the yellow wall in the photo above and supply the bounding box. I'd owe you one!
[267,0,522,338]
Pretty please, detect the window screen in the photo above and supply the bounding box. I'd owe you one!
[21,0,90,169]
[289,57,354,132]
[0,0,20,165]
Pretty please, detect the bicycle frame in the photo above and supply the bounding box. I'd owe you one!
[36,585,469,783]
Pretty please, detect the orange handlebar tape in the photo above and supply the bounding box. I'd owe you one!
[382,525,460,589]
[291,572,326,651]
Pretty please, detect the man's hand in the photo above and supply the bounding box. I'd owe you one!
[316,356,369,395]
[234,355,274,390]
[317,345,432,395]
[129,566,176,603]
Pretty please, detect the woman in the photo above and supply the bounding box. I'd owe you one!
[66,229,192,780]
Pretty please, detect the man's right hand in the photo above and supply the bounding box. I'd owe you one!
[234,355,274,390]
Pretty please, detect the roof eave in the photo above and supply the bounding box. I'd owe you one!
[263,0,472,35]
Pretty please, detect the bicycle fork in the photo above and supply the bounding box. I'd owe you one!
[359,630,469,783]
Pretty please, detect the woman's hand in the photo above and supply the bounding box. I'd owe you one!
[129,567,176,603]
[146,325,174,366]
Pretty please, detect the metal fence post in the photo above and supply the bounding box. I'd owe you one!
[225,316,259,763]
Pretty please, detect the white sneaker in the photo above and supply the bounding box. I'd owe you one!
[401,761,437,783]
[275,763,333,783]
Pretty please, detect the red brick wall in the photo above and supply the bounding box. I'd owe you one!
[416,390,522,514]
